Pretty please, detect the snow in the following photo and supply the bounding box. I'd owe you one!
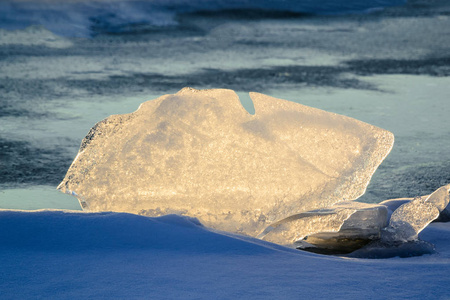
[1,209,450,299]
[58,88,393,240]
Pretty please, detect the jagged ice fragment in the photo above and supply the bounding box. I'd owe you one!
[382,184,450,242]
[259,201,388,251]
[58,88,394,240]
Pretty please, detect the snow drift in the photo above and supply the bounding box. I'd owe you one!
[0,210,279,254]
[1,209,450,299]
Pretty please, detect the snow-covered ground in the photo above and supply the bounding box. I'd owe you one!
[1,210,450,299]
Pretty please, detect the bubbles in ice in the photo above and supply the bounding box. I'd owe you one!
[58,88,394,239]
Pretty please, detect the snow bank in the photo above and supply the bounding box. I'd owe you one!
[0,210,279,254]
[1,209,450,299]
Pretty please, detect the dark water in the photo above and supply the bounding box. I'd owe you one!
[0,0,407,36]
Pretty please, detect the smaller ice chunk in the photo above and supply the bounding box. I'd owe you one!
[379,197,423,220]
[299,202,388,253]
[333,202,388,234]
[258,208,356,245]
[381,191,450,223]
[382,200,439,242]
[426,183,450,211]
[382,184,450,242]
[259,201,388,249]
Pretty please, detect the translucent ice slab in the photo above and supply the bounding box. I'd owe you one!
[58,88,394,238]
[259,201,388,250]
[381,184,450,242]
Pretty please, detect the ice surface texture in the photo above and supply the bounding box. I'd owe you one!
[58,88,394,237]
[381,184,450,242]
[259,201,388,247]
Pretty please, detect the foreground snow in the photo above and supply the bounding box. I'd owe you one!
[1,210,449,299]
